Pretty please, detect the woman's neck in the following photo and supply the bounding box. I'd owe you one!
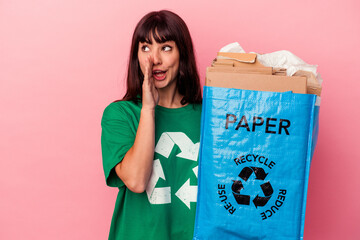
[157,87,185,108]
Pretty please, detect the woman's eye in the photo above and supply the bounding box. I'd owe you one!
[163,46,172,51]
[142,46,150,52]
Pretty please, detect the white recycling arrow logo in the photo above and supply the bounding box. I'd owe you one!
[145,132,199,208]
[175,179,198,209]
[145,159,171,204]
[155,132,199,161]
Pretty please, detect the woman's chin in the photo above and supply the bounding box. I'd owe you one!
[154,75,177,90]
[154,82,167,89]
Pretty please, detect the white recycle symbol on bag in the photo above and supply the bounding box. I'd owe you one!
[145,132,199,209]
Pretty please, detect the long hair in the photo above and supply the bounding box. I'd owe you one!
[122,10,202,105]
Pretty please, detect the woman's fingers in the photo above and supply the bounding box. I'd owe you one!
[144,55,153,86]
[142,55,158,109]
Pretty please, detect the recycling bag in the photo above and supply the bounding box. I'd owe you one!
[193,86,319,240]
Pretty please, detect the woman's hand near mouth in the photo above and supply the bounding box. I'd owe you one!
[115,55,158,193]
[142,55,159,110]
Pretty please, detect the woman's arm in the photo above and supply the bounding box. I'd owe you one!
[114,56,158,193]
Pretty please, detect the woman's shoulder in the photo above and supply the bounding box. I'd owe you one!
[102,100,141,120]
[186,103,202,113]
[191,103,202,111]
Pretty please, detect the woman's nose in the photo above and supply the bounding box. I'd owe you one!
[152,51,162,65]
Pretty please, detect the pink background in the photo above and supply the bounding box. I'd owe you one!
[1,0,359,239]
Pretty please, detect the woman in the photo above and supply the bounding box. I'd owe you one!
[101,10,202,240]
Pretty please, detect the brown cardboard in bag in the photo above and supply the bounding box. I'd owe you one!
[207,66,273,75]
[214,52,267,68]
[217,52,257,63]
[206,69,307,94]
[293,70,322,96]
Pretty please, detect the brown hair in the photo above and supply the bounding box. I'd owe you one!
[122,10,202,105]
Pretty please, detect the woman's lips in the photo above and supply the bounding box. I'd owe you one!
[153,70,167,81]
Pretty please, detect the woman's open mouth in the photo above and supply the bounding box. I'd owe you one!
[152,70,167,81]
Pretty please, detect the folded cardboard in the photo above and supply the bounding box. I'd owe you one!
[214,52,266,68]
[207,66,273,75]
[272,68,287,76]
[206,70,307,94]
[210,52,322,96]
[293,70,322,96]
[216,52,257,63]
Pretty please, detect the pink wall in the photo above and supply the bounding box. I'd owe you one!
[1,0,359,239]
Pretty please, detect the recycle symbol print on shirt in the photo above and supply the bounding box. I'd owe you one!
[145,132,199,209]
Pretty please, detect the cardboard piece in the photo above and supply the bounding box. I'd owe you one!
[213,58,266,68]
[206,70,307,94]
[208,52,308,94]
[272,68,287,76]
[293,70,322,96]
[207,66,273,75]
[217,52,257,63]
[213,52,267,68]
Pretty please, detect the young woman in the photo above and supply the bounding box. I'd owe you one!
[101,10,202,240]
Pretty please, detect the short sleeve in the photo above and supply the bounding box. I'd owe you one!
[101,102,136,188]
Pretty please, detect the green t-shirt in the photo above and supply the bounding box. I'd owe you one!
[101,100,202,240]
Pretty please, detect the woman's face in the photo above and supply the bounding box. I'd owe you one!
[138,35,180,91]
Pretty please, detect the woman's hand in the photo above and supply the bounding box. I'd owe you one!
[114,56,157,193]
[142,55,159,110]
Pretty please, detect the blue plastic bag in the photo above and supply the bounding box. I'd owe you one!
[194,86,319,240]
